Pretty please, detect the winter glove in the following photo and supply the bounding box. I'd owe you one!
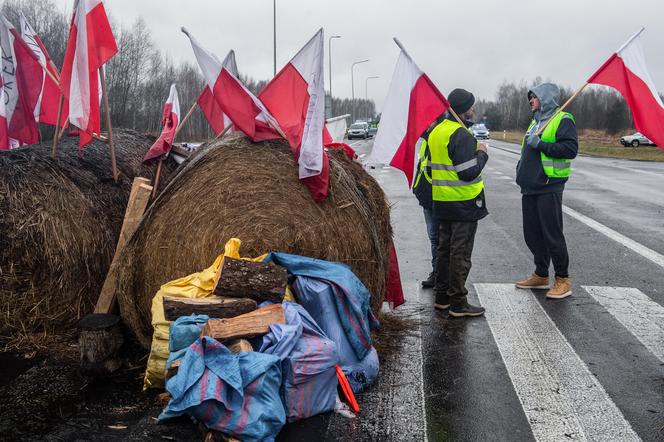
[526,133,541,149]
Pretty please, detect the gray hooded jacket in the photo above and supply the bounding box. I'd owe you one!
[516,83,578,195]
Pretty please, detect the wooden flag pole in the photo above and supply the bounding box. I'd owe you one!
[173,101,197,140]
[51,94,65,159]
[535,82,589,136]
[212,124,233,142]
[99,67,118,182]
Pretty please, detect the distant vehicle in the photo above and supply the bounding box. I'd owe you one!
[348,122,369,139]
[471,123,490,140]
[368,125,378,137]
[620,132,655,147]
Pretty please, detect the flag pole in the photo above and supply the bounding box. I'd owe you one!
[99,67,118,182]
[535,82,589,135]
[51,94,64,159]
[212,123,233,142]
[173,101,196,140]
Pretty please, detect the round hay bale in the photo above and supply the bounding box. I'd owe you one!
[114,135,392,347]
[0,130,177,343]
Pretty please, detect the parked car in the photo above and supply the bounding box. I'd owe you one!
[620,132,654,147]
[347,122,369,139]
[471,123,490,140]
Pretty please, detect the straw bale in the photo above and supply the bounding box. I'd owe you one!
[0,130,176,344]
[114,135,392,347]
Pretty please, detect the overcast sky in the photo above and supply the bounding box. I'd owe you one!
[61,0,664,111]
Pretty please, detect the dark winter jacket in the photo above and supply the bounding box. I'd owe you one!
[516,83,579,195]
[432,114,489,222]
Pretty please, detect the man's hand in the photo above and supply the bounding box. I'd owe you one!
[477,142,488,153]
[526,133,541,149]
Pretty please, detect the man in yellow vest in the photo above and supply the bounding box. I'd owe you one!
[515,83,578,299]
[428,88,488,317]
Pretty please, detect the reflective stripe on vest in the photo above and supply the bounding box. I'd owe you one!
[427,119,484,202]
[413,138,432,188]
[524,111,575,178]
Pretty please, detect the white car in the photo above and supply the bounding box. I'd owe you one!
[471,123,490,140]
[620,132,654,147]
[347,122,369,139]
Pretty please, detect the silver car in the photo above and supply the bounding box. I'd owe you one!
[347,122,369,139]
[620,132,654,147]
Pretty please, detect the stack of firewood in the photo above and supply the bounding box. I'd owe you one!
[163,256,289,378]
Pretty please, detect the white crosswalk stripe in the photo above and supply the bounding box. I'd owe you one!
[475,283,640,441]
[583,286,664,363]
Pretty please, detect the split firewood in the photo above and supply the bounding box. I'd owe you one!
[200,304,285,342]
[162,296,256,321]
[165,339,254,379]
[214,257,287,303]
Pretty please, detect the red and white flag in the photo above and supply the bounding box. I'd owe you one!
[0,16,42,150]
[369,39,449,185]
[60,0,117,149]
[182,27,281,142]
[259,28,329,201]
[143,83,180,164]
[196,50,237,135]
[19,13,68,128]
[588,28,664,149]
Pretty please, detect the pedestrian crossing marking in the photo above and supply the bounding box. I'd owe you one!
[583,286,664,363]
[475,283,640,441]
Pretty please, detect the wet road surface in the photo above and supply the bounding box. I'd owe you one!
[308,137,664,441]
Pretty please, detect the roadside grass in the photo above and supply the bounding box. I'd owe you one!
[495,130,664,162]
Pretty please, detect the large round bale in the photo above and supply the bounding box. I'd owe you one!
[0,130,177,342]
[115,135,392,347]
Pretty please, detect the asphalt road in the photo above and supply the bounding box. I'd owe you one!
[304,137,664,442]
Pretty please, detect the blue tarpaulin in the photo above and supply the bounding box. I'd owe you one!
[159,337,285,442]
[259,302,339,421]
[264,253,379,361]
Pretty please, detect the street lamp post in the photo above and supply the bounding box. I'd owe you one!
[351,59,369,122]
[328,35,341,99]
[365,76,379,121]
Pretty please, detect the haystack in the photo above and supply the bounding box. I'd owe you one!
[0,130,177,345]
[114,135,392,348]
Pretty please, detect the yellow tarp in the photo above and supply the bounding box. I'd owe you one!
[143,238,293,390]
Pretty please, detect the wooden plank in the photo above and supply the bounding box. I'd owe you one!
[200,304,285,342]
[94,178,153,313]
[214,257,287,303]
[171,144,192,158]
[162,296,257,321]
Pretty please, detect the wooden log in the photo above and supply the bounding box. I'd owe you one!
[200,304,285,342]
[163,296,257,321]
[214,257,287,303]
[78,313,124,375]
[170,144,192,158]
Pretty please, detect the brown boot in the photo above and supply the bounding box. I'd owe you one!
[546,277,572,299]
[515,273,549,290]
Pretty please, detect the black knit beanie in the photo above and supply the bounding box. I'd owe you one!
[448,88,475,114]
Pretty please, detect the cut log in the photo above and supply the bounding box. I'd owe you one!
[214,257,287,303]
[78,313,124,375]
[200,304,285,342]
[163,296,257,321]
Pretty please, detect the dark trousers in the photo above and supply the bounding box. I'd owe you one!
[522,192,569,278]
[434,220,478,307]
[423,207,440,270]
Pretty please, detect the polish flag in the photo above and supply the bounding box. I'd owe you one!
[182,27,281,142]
[0,16,42,150]
[19,13,68,128]
[369,39,449,185]
[196,50,237,135]
[143,84,180,164]
[259,28,329,202]
[588,28,664,149]
[60,0,118,149]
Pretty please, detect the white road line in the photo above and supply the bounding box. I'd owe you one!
[475,283,640,442]
[583,286,664,363]
[562,205,664,269]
